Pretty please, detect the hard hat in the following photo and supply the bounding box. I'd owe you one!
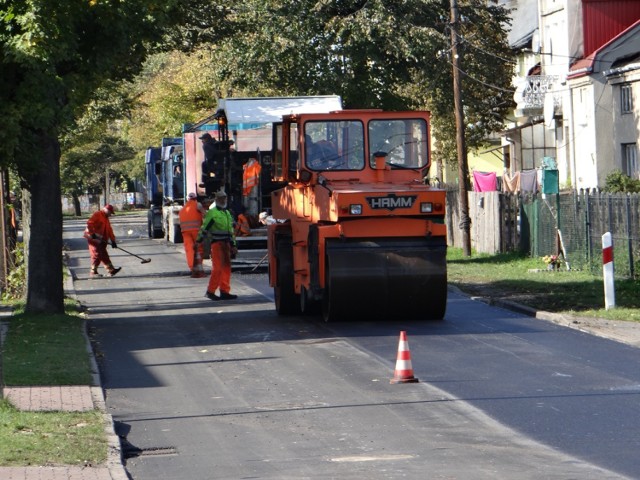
[187,192,197,200]
[103,204,115,215]
[215,190,227,199]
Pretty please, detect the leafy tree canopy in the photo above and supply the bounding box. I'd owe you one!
[146,0,514,166]
[66,0,515,186]
[0,0,208,313]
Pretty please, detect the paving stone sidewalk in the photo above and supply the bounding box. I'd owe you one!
[0,280,128,480]
[3,386,96,412]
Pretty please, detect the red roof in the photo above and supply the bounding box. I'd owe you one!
[568,18,640,79]
[583,0,640,56]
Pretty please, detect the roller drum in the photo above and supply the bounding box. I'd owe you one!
[322,238,447,322]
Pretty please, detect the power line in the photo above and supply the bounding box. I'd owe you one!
[458,35,517,65]
[440,57,515,93]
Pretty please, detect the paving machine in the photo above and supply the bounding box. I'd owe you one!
[267,109,448,322]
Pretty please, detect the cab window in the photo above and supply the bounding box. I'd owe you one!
[368,119,429,169]
[304,120,364,171]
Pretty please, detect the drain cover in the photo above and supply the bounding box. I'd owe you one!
[123,445,178,459]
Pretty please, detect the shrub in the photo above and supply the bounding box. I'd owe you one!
[603,170,640,193]
[3,242,25,301]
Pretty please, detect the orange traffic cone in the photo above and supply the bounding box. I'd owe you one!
[390,331,419,384]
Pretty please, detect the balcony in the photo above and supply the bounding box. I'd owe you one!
[513,75,559,118]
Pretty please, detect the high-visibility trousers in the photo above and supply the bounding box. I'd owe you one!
[182,230,203,271]
[207,241,232,294]
[88,240,112,270]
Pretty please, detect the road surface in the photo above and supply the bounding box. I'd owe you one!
[63,214,639,479]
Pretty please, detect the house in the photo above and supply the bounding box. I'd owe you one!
[506,0,640,190]
[567,20,640,187]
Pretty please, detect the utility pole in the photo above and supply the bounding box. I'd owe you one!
[450,0,472,256]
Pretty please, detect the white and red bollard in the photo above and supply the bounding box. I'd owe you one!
[602,232,615,310]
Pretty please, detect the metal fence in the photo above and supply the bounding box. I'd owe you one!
[446,189,640,279]
[552,191,639,278]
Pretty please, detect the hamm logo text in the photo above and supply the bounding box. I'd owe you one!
[366,194,417,211]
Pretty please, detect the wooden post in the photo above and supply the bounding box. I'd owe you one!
[450,0,471,256]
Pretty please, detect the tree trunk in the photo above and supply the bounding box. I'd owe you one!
[73,194,81,216]
[24,134,64,314]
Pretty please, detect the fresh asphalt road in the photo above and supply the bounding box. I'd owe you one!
[64,214,640,480]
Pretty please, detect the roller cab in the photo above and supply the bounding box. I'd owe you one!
[268,109,447,321]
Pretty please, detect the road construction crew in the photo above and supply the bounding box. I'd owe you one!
[197,190,238,301]
[179,192,206,277]
[84,204,121,277]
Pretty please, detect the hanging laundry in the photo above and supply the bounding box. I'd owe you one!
[519,169,538,193]
[472,171,498,192]
[502,171,520,193]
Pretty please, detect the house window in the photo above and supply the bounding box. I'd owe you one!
[623,143,639,179]
[521,123,556,170]
[621,84,633,114]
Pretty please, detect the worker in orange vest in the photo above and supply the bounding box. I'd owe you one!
[242,158,262,197]
[234,206,251,237]
[179,192,206,277]
[84,204,121,277]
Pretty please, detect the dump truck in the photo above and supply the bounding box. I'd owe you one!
[267,109,447,322]
[153,96,343,243]
[144,145,163,238]
[145,137,183,241]
[183,96,343,216]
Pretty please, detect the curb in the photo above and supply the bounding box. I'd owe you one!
[449,284,640,348]
[83,324,128,480]
[68,266,129,480]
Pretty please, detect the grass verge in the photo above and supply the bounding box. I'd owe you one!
[0,399,107,466]
[0,301,108,467]
[447,248,640,322]
[3,304,93,385]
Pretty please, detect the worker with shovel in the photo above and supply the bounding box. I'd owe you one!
[84,204,121,278]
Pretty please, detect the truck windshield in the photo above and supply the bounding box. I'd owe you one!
[368,119,429,169]
[304,121,365,171]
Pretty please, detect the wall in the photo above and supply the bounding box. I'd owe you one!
[61,192,146,216]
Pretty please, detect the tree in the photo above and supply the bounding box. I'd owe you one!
[61,82,138,215]
[126,49,221,151]
[61,139,135,216]
[94,0,515,194]
[195,0,515,166]
[0,0,202,313]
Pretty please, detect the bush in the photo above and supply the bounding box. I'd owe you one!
[3,242,25,301]
[603,170,640,193]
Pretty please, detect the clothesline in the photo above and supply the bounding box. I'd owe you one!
[472,169,539,193]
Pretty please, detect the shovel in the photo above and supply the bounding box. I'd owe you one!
[117,246,151,264]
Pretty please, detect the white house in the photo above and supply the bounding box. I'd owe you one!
[506,0,640,190]
[567,22,640,187]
